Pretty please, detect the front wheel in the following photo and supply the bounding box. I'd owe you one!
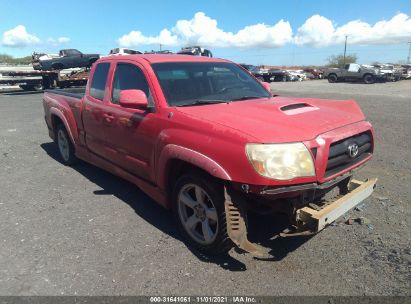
[19,85,42,91]
[172,172,233,255]
[328,74,338,83]
[56,124,77,165]
[363,74,375,84]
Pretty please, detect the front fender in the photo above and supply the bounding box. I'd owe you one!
[156,144,231,191]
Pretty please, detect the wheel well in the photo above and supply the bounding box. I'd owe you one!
[166,159,218,195]
[51,115,64,138]
[363,73,373,78]
[328,73,337,78]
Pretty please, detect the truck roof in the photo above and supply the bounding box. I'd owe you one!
[98,54,229,64]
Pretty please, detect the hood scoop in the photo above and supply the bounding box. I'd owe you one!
[280,103,318,115]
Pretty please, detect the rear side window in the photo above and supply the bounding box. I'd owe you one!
[112,63,151,104]
[90,63,110,100]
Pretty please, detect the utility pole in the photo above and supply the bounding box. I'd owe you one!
[343,35,348,66]
[407,42,411,64]
[160,44,162,51]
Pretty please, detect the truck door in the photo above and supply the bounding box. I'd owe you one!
[65,49,82,68]
[100,61,160,182]
[82,62,112,158]
[345,64,361,80]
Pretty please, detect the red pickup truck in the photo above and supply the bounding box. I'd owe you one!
[43,54,377,257]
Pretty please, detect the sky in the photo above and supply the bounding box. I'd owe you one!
[0,0,410,66]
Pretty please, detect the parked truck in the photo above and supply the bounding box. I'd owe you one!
[32,49,100,71]
[0,68,89,90]
[42,54,376,257]
[325,63,383,84]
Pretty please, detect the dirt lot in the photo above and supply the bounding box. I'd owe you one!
[0,80,410,296]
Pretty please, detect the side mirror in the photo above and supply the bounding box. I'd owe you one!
[260,81,271,92]
[119,89,148,109]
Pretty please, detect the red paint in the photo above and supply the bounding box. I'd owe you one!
[119,89,148,108]
[43,54,374,208]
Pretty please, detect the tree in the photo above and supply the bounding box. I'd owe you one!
[0,53,32,65]
[0,54,13,63]
[326,54,357,67]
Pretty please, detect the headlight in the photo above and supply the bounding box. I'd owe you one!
[245,143,315,180]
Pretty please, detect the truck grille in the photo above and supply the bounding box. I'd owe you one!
[325,132,372,177]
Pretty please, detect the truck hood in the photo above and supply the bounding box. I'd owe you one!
[175,96,366,142]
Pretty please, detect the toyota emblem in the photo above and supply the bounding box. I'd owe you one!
[348,143,359,158]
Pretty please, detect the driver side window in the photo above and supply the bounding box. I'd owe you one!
[111,63,153,105]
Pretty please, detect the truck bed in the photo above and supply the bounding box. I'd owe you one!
[45,87,85,99]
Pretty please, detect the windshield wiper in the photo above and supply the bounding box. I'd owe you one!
[231,96,266,101]
[179,99,229,107]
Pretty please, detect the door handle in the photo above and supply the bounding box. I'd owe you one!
[103,113,114,123]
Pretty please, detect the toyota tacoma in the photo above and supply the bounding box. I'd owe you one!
[42,54,377,257]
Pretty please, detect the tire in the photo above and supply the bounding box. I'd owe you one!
[20,84,43,91]
[55,124,77,165]
[172,171,233,255]
[33,84,44,91]
[19,85,35,91]
[328,74,338,83]
[363,74,375,84]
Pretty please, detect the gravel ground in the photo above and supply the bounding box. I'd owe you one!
[0,80,410,296]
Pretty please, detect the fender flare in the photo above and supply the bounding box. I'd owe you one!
[157,144,231,191]
[49,107,77,145]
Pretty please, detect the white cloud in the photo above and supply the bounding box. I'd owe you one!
[118,12,293,48]
[118,12,411,49]
[1,25,40,47]
[118,29,178,47]
[57,37,70,44]
[47,36,71,46]
[295,13,411,47]
[1,25,70,48]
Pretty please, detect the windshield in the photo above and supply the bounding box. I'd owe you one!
[152,62,270,107]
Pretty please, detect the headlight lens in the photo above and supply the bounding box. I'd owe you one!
[245,143,315,180]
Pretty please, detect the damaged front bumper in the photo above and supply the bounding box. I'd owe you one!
[295,178,377,232]
[225,178,377,257]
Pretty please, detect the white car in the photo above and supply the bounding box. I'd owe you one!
[108,48,142,56]
[287,70,307,81]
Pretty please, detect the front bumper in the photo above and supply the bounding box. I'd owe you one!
[32,62,42,70]
[296,178,377,232]
[225,177,377,258]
